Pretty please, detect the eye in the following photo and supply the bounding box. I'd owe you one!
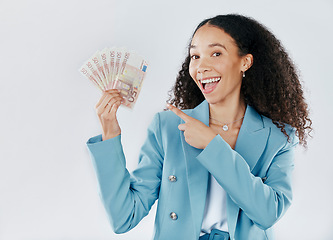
[190,55,199,60]
[212,52,221,57]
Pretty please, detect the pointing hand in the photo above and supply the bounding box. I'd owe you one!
[167,104,217,149]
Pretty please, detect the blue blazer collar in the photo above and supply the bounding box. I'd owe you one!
[185,100,269,170]
[185,99,264,128]
[179,100,270,238]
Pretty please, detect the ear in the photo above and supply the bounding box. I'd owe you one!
[241,54,253,72]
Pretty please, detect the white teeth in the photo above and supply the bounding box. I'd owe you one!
[201,77,221,84]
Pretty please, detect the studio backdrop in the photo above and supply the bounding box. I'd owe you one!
[1,0,332,239]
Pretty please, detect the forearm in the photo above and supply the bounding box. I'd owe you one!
[87,135,138,233]
[86,114,163,233]
[197,134,295,229]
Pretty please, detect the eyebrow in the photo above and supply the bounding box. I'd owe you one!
[190,43,227,51]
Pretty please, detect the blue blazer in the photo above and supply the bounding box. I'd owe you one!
[87,100,299,240]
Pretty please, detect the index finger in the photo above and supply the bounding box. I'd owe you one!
[166,104,192,122]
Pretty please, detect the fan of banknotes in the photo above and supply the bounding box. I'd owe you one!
[79,47,148,108]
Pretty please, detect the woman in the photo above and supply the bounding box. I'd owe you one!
[87,14,312,240]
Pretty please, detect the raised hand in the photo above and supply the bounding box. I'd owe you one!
[167,104,217,149]
[95,89,124,140]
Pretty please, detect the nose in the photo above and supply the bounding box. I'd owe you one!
[197,59,212,74]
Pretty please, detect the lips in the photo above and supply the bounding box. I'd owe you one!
[198,77,221,94]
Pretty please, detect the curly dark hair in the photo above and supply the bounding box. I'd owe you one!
[168,14,312,147]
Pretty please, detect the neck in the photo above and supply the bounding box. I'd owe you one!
[209,96,246,124]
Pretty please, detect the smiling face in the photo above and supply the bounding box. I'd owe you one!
[189,24,251,106]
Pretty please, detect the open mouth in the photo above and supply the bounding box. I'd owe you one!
[199,77,221,93]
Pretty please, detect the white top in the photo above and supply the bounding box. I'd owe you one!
[200,173,228,236]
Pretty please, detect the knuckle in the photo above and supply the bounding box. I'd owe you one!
[96,109,102,116]
[100,112,106,118]
[101,111,110,118]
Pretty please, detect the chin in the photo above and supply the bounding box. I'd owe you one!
[203,96,223,105]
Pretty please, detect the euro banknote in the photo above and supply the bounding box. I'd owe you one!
[79,47,148,108]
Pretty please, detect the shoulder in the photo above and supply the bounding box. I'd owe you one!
[150,108,196,138]
[261,114,295,137]
[153,109,187,128]
[261,114,299,148]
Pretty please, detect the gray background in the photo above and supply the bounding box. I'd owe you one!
[1,0,332,239]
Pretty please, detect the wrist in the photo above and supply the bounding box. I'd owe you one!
[102,131,121,141]
[204,132,218,148]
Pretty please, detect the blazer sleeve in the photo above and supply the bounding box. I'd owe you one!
[86,113,164,234]
[196,128,299,230]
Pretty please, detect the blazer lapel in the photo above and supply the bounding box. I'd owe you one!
[179,101,210,237]
[235,105,270,171]
[227,105,270,239]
